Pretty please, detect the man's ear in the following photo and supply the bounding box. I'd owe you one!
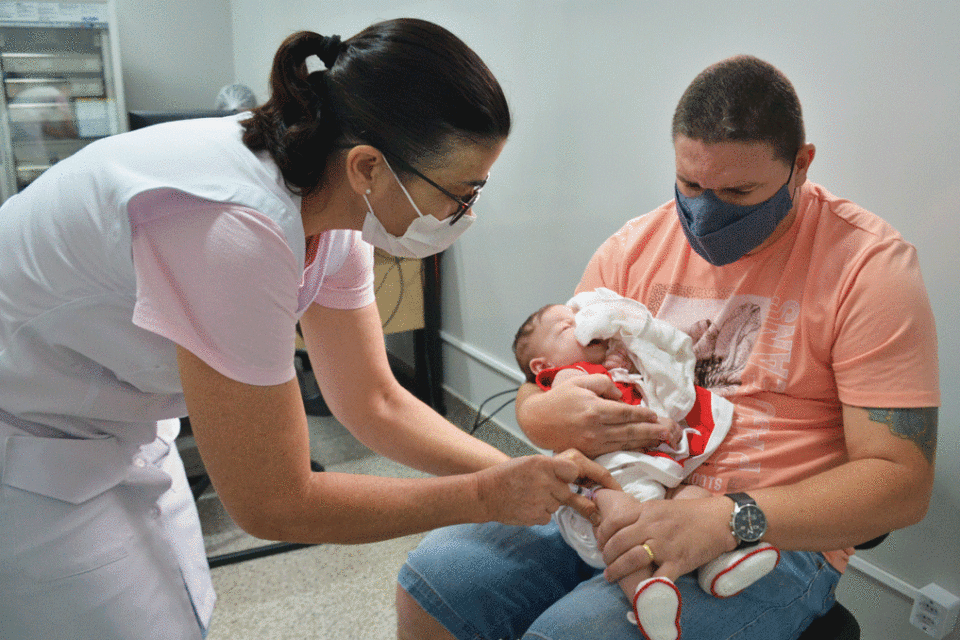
[344,145,387,195]
[529,357,551,376]
[793,143,816,186]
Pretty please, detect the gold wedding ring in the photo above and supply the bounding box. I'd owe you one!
[642,542,656,564]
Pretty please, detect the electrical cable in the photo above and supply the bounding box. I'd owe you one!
[469,387,520,435]
[374,253,514,434]
[375,254,405,329]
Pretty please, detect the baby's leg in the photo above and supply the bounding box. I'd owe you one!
[592,489,655,599]
[593,489,681,640]
[617,565,654,603]
[666,483,711,500]
[592,486,702,595]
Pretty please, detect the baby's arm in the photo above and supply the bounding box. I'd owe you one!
[550,366,590,386]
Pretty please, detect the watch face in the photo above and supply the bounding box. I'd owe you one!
[733,504,767,542]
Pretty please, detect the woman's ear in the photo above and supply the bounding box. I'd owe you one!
[344,145,387,195]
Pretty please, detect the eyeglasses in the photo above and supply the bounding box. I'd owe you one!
[380,150,487,225]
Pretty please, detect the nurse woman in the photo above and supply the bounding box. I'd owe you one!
[0,19,626,639]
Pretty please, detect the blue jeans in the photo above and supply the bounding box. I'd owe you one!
[398,521,840,640]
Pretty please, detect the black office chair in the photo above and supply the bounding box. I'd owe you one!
[796,534,889,640]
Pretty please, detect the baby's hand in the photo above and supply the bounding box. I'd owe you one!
[658,416,682,449]
[602,345,633,371]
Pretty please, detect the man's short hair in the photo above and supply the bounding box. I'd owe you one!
[672,55,804,164]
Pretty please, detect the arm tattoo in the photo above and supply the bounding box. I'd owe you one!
[865,407,938,464]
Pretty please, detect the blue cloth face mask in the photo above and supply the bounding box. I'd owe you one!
[675,164,795,266]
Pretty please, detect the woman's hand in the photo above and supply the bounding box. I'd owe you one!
[595,494,735,583]
[473,449,621,527]
[516,377,680,457]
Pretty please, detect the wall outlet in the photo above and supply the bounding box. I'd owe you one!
[910,583,960,638]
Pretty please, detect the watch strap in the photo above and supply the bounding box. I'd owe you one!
[726,492,756,508]
[725,492,764,549]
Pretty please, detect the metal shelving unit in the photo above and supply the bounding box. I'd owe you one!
[0,0,126,202]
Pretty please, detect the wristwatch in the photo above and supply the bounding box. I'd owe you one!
[726,492,767,549]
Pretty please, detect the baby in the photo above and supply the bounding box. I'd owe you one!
[513,290,780,640]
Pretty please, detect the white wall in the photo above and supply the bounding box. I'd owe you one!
[223,2,959,638]
[115,0,236,111]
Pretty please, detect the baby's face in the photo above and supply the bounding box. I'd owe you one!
[531,305,608,371]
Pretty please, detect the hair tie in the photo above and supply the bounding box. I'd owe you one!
[317,34,343,69]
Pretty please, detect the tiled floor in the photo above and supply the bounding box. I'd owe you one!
[186,394,532,640]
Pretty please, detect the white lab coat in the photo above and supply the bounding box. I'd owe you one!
[0,114,307,638]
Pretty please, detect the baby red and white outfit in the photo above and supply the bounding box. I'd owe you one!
[539,362,735,568]
[543,289,779,640]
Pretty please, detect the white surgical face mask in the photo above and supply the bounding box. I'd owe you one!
[361,158,476,259]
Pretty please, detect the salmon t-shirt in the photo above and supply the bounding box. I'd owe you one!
[577,181,940,571]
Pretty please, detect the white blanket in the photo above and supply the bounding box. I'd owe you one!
[567,287,696,423]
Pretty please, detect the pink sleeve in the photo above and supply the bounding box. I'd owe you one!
[310,231,375,310]
[129,191,299,386]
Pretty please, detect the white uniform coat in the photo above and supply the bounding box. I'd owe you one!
[0,114,311,638]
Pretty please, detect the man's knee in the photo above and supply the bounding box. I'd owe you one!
[396,583,457,640]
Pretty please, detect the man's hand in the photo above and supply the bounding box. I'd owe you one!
[517,376,680,457]
[595,494,735,584]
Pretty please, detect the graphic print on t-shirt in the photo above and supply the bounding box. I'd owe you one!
[653,290,806,492]
[656,293,770,395]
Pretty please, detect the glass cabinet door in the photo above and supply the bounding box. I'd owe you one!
[0,1,125,201]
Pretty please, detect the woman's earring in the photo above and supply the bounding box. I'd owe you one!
[366,188,372,195]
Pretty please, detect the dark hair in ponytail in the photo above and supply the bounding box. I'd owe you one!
[242,18,511,195]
